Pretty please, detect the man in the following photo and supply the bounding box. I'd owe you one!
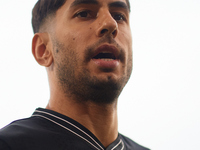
[0,0,149,149]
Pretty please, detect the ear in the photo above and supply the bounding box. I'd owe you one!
[32,33,53,67]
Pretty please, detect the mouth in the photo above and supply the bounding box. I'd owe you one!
[92,44,119,61]
[93,51,117,60]
[91,44,120,69]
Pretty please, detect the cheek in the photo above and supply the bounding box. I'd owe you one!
[118,25,132,44]
[118,29,132,54]
[59,30,92,63]
[64,29,92,48]
[118,29,133,68]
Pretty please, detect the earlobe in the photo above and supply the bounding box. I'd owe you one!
[32,33,53,67]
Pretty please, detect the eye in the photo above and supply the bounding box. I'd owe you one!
[112,13,126,22]
[76,10,92,18]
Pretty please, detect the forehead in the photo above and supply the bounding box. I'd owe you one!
[67,0,127,4]
[64,0,129,10]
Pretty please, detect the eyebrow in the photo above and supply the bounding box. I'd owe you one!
[109,1,129,12]
[70,0,99,8]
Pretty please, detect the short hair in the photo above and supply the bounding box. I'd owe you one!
[32,0,130,34]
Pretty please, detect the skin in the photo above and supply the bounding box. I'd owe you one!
[32,0,132,148]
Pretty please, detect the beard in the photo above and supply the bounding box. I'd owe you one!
[53,36,132,104]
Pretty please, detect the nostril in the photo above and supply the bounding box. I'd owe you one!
[101,29,108,34]
[112,30,117,36]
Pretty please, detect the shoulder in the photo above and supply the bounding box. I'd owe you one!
[0,117,48,150]
[120,134,150,150]
[0,117,34,138]
[0,139,11,150]
[0,116,42,136]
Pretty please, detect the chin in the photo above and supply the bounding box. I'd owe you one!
[82,76,125,104]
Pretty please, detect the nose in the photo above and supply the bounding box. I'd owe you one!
[96,11,118,38]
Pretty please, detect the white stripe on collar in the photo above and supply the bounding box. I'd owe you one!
[33,109,124,150]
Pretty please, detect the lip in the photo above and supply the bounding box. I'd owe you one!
[91,44,120,69]
[91,44,119,59]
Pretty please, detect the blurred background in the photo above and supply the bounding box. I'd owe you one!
[0,0,199,149]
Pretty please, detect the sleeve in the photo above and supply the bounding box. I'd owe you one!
[0,139,11,150]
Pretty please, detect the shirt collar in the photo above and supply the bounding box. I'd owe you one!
[32,108,125,150]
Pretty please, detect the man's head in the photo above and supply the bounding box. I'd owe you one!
[32,0,132,104]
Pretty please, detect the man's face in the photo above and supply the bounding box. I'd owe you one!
[50,0,132,103]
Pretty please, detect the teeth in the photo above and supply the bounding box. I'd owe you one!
[100,58,114,61]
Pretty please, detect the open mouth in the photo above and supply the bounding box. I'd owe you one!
[91,45,120,68]
[93,52,117,60]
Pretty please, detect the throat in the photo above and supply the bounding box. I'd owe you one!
[79,102,118,148]
[47,93,119,148]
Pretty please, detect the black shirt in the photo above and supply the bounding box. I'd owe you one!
[0,108,149,150]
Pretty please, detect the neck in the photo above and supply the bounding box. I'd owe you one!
[46,94,118,148]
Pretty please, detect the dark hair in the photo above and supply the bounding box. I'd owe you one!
[32,0,130,34]
[32,0,66,33]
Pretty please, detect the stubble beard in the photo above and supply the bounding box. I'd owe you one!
[53,37,132,104]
